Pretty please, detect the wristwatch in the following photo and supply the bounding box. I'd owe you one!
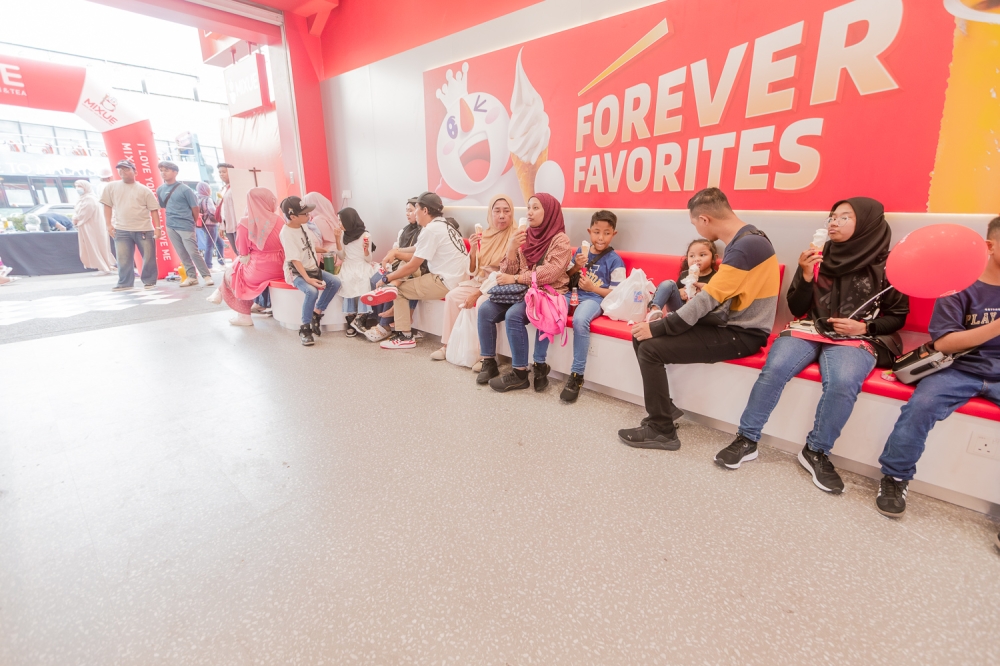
[865,321,874,336]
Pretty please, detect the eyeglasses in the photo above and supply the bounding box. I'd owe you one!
[826,215,853,228]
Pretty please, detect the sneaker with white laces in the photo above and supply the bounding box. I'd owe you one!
[361,285,398,306]
[203,275,214,286]
[180,277,199,287]
[645,308,664,322]
[380,332,415,349]
[798,445,845,494]
[350,315,368,335]
[364,324,390,342]
[714,435,758,469]
[875,475,908,517]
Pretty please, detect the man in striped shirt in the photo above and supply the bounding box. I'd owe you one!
[619,188,781,450]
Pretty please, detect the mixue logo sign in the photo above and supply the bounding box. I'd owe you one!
[0,63,26,97]
[82,94,119,125]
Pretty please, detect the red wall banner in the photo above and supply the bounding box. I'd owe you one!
[424,0,1000,214]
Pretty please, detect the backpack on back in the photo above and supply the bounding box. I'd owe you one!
[525,270,569,346]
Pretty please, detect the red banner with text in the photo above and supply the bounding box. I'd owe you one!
[424,0,1000,214]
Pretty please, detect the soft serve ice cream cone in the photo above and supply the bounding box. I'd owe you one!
[508,48,551,204]
[929,0,1000,213]
[811,228,829,251]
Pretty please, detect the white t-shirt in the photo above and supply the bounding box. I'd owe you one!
[413,218,468,290]
[99,181,160,232]
[279,224,321,285]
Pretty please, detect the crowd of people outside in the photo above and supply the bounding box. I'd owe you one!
[96,159,1000,550]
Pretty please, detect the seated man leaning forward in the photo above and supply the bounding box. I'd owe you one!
[875,217,1000,537]
[365,191,469,350]
[619,187,781,451]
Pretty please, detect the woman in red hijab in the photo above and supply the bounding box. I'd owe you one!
[208,187,286,326]
[476,192,572,391]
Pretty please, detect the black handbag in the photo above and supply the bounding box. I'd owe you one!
[488,283,529,304]
[568,245,615,290]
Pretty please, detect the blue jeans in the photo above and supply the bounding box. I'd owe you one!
[197,224,225,268]
[341,297,372,315]
[478,299,539,369]
[533,295,602,374]
[292,271,341,325]
[737,335,876,454]
[113,229,157,288]
[651,280,683,312]
[370,273,416,326]
[879,368,1000,480]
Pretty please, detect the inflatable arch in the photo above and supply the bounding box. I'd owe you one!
[0,55,177,276]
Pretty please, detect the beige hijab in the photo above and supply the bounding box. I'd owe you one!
[476,194,516,276]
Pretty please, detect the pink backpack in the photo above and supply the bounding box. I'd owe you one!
[525,270,569,346]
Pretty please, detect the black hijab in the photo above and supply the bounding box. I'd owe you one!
[338,207,366,245]
[813,197,892,318]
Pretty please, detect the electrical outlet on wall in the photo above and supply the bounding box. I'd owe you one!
[967,432,1000,460]
[588,343,599,358]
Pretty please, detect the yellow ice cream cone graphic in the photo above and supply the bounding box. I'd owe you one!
[929,0,1000,214]
[508,49,551,205]
[511,149,548,205]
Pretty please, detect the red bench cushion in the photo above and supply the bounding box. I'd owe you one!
[268,279,295,290]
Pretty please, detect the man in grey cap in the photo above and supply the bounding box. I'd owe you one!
[99,160,161,291]
[158,161,212,287]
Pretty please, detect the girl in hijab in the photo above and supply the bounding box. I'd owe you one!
[718,197,909,494]
[72,180,115,274]
[208,187,286,327]
[302,191,342,247]
[195,182,226,270]
[476,192,572,392]
[332,207,376,337]
[433,194,516,367]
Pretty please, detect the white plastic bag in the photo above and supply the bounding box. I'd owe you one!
[446,307,480,367]
[601,268,654,322]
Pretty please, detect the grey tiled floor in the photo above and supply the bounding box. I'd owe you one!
[1,309,999,665]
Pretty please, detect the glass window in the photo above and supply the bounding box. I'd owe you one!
[55,127,89,156]
[0,120,20,151]
[1,177,35,206]
[21,124,56,155]
[31,178,63,204]
[63,181,80,204]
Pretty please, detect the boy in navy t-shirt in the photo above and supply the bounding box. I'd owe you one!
[537,209,625,403]
[877,217,1000,537]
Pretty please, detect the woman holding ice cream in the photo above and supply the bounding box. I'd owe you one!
[476,192,571,392]
[432,194,516,368]
[715,197,909,496]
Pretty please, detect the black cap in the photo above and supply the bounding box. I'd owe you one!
[115,160,135,171]
[416,191,444,215]
[280,196,315,219]
[217,162,234,169]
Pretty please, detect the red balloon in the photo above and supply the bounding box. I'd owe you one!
[887,224,988,298]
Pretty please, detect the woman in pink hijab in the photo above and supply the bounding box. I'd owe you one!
[302,192,342,247]
[208,187,285,326]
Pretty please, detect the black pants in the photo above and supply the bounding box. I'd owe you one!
[633,325,767,437]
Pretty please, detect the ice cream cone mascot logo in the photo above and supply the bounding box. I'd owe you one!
[435,62,511,197]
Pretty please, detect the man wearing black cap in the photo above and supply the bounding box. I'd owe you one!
[99,160,161,291]
[367,191,468,350]
[158,161,212,287]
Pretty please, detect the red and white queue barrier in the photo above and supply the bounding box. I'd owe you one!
[0,55,177,277]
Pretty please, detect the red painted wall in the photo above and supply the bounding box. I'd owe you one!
[285,12,333,198]
[317,0,543,78]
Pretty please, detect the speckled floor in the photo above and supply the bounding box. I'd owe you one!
[1,310,999,665]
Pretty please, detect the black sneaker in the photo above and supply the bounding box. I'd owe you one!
[797,445,844,494]
[351,315,368,335]
[344,314,357,337]
[532,362,550,392]
[875,475,908,517]
[298,324,314,346]
[560,373,584,403]
[617,425,680,451]
[476,358,499,385]
[489,368,530,392]
[311,311,323,337]
[714,435,758,470]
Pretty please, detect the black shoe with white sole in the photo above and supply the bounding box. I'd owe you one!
[298,324,315,346]
[617,425,680,451]
[714,435,758,469]
[311,311,323,337]
[875,475,908,517]
[560,373,584,403]
[490,368,530,392]
[798,445,844,494]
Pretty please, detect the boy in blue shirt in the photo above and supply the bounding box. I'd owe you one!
[877,217,1000,550]
[539,209,625,403]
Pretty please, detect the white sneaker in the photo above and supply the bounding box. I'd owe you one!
[180,277,198,287]
[645,308,664,322]
[364,324,390,342]
[430,347,446,361]
[207,289,223,304]
[229,314,253,326]
[203,275,214,286]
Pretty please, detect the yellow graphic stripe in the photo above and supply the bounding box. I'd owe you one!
[578,19,670,96]
[704,256,781,312]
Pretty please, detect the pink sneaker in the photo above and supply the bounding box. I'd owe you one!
[361,285,399,306]
[645,308,664,322]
